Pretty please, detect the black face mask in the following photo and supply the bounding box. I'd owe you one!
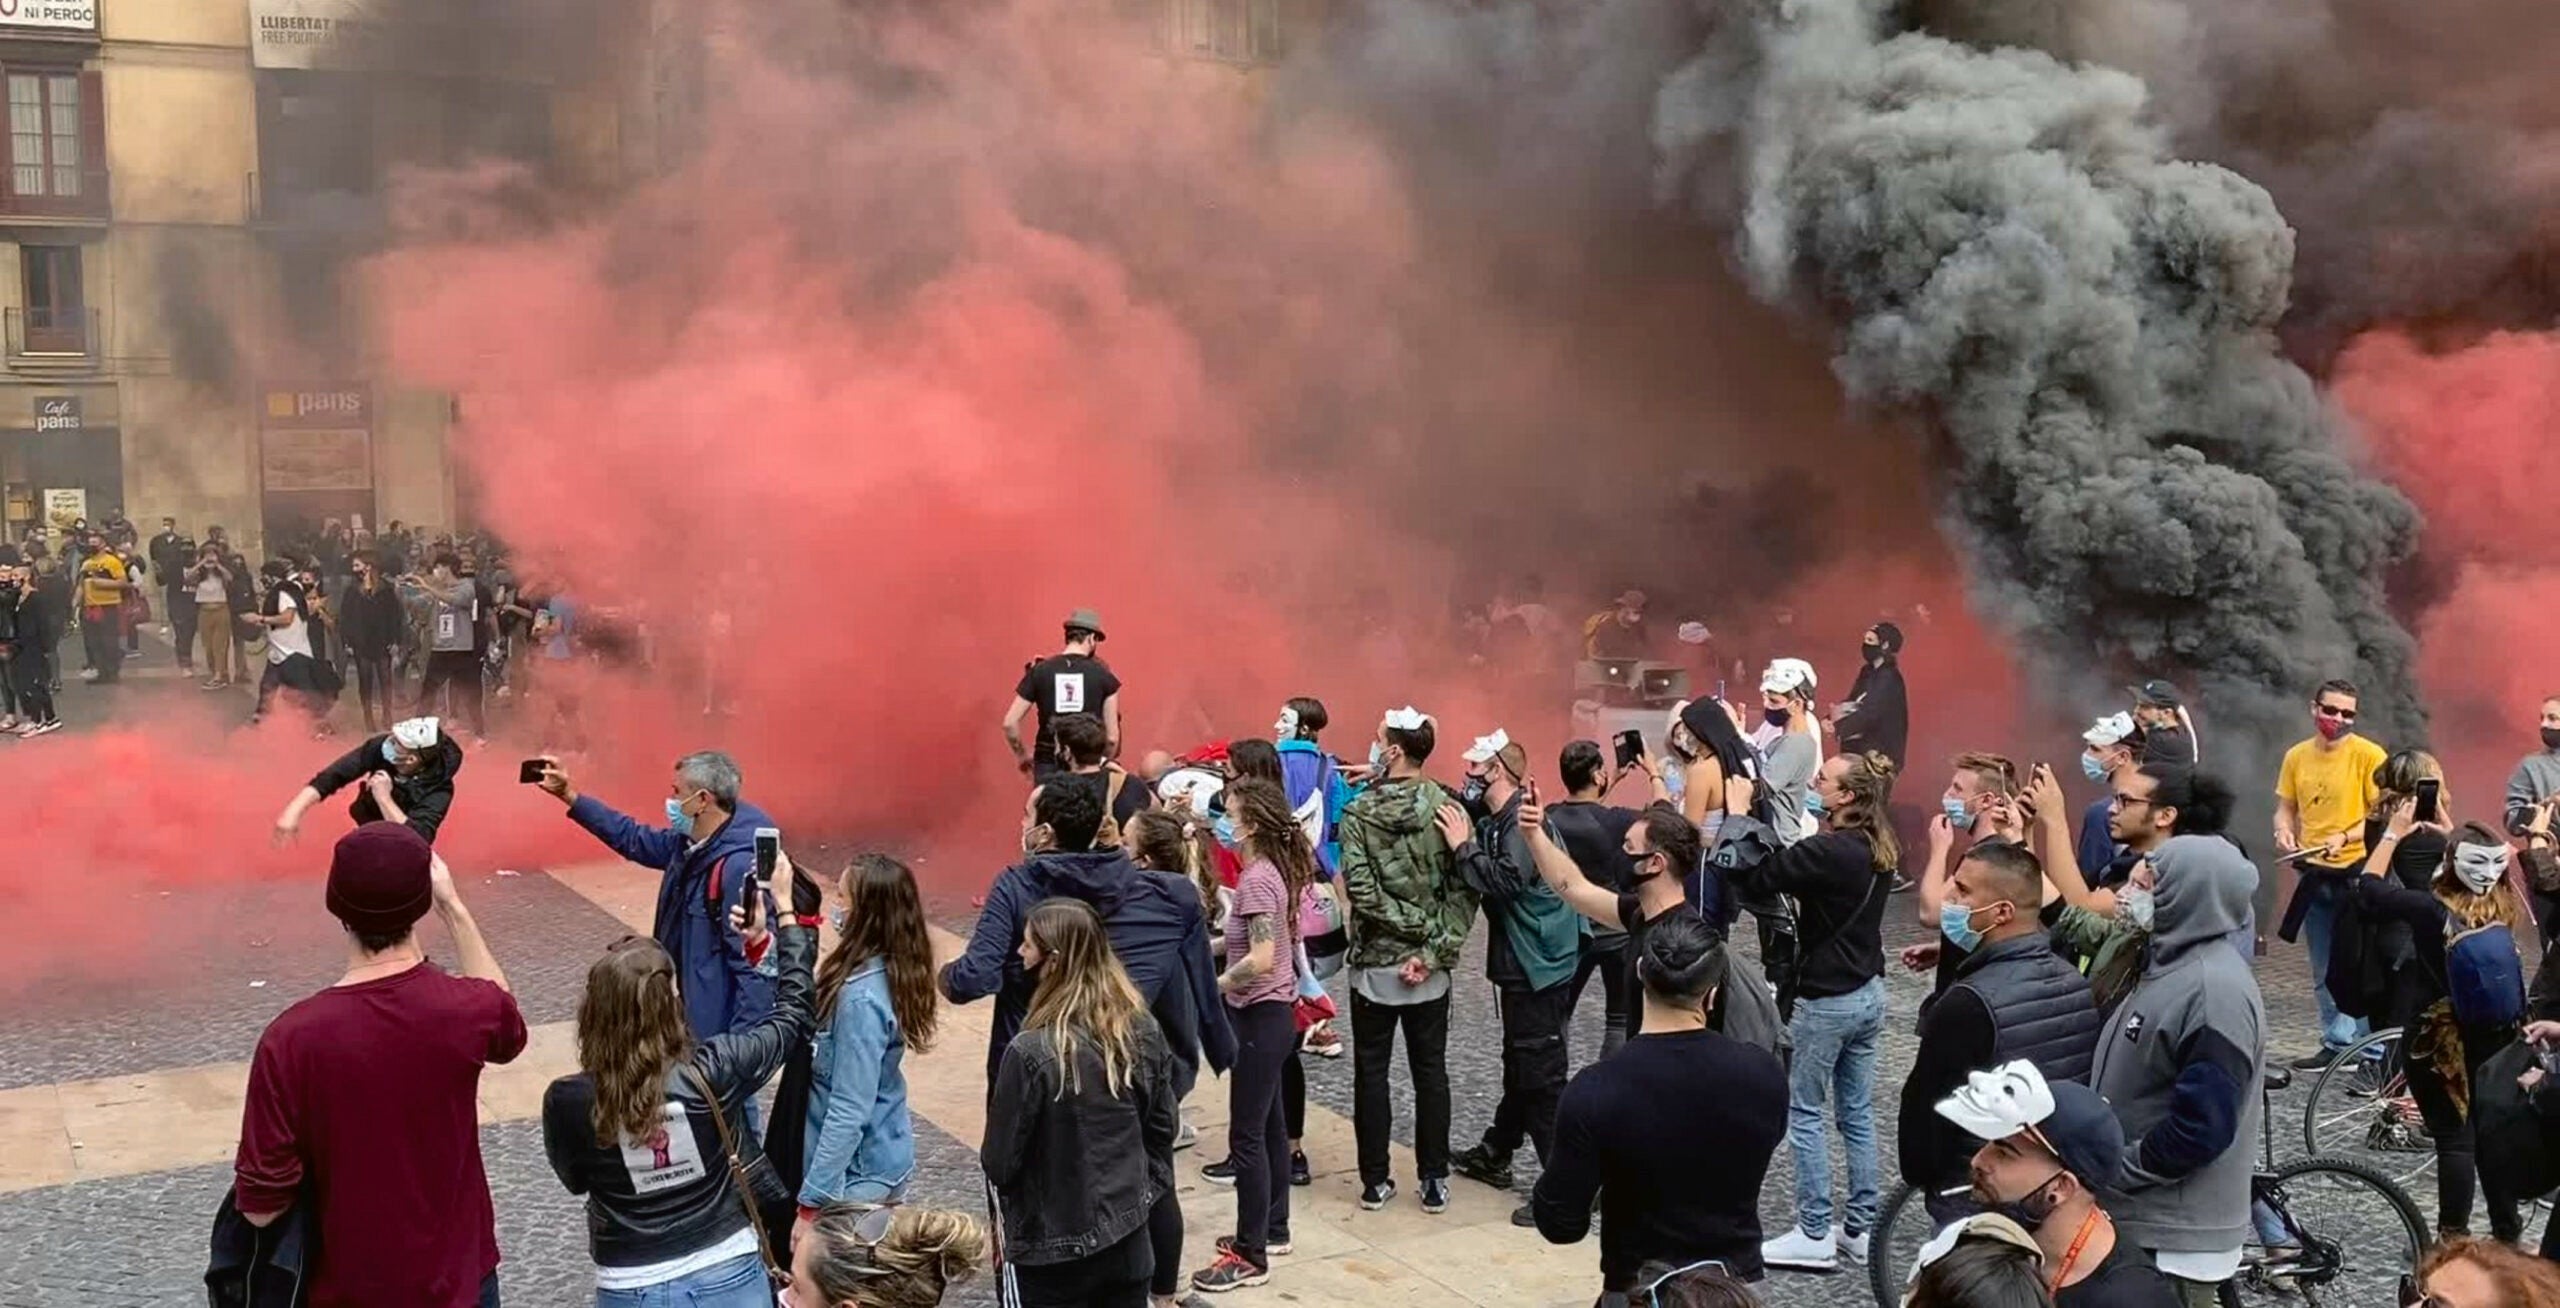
[1764,707,1793,728]
[2542,727,2560,753]
[1628,850,1663,883]
[1985,1170,2067,1231]
[1459,774,1491,810]
[1862,640,1883,663]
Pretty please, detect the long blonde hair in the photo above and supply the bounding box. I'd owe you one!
[1020,898,1148,1098]
[577,937,695,1145]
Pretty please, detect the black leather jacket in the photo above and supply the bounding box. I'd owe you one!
[982,1012,1177,1265]
[541,924,815,1269]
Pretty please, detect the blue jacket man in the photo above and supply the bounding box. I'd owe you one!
[544,749,777,1039]
[941,780,1234,1095]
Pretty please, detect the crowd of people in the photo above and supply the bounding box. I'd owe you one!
[0,513,644,745]
[205,595,2560,1308]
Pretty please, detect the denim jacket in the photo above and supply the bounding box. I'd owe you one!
[800,960,915,1207]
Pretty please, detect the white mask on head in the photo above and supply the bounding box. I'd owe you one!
[2452,842,2511,896]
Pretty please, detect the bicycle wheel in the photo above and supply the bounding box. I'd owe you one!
[1868,1182,1931,1308]
[2301,1027,2435,1185]
[2230,1156,2430,1308]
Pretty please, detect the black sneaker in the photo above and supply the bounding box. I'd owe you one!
[1511,1203,1538,1228]
[1200,1158,1237,1186]
[1289,1150,1312,1187]
[2288,1047,2342,1072]
[1421,1177,1451,1215]
[1359,1180,1397,1211]
[1450,1144,1515,1191]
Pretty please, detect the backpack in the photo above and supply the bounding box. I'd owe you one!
[2445,920,2527,1027]
[428,588,476,653]
[1711,943,1791,1062]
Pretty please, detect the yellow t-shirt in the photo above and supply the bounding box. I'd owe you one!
[2276,734,2388,867]
[78,553,127,609]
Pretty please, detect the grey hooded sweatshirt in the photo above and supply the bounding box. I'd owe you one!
[2090,834,2265,1256]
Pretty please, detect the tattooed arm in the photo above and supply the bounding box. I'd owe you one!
[1219,911,1278,994]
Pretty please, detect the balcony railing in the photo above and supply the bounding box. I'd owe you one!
[0,166,110,221]
[6,306,103,370]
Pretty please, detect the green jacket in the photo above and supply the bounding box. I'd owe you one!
[1339,775,1476,971]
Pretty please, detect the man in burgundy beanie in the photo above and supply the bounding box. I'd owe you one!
[229,823,529,1307]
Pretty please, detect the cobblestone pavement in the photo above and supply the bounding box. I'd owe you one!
[0,657,2523,1306]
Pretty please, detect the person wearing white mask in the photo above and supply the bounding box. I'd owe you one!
[275,716,468,846]
[2357,804,2531,1243]
[1753,659,1824,846]
[2076,713,2141,879]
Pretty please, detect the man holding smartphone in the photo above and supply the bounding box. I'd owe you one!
[536,749,782,1040]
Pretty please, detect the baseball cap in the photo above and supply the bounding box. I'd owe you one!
[1064,608,1106,640]
[1935,1061,2126,1191]
[2131,680,2181,708]
[325,823,436,936]
[2082,712,2136,748]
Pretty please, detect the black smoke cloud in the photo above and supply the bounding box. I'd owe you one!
[1652,0,2426,748]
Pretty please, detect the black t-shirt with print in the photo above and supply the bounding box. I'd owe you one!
[1015,653,1121,759]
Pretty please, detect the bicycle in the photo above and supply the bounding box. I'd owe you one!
[2300,1027,2438,1188]
[1867,1066,2428,1307]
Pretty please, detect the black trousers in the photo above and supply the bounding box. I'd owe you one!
[1284,1049,1306,1140]
[2406,1017,2522,1239]
[1481,979,1574,1165]
[7,647,53,722]
[79,607,121,680]
[165,587,197,666]
[1568,936,1634,1060]
[1352,991,1452,1186]
[1227,1000,1296,1262]
[1145,1188,1184,1299]
[350,654,395,732]
[417,650,485,736]
[1010,1224,1150,1308]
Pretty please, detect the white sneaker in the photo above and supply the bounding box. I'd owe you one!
[1761,1227,1839,1273]
[1840,1229,1870,1266]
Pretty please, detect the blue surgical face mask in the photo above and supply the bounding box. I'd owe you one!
[381,740,402,767]
[2081,754,2110,783]
[1213,813,1239,849]
[1805,789,1828,818]
[828,908,848,932]
[666,797,695,837]
[1940,900,1988,952]
[1942,796,1976,830]
[1368,742,1386,771]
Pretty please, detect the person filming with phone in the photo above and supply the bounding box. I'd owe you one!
[537,750,781,1041]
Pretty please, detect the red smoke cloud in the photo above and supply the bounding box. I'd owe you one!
[4,0,2012,990]
[2335,327,2560,794]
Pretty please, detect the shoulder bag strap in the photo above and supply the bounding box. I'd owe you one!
[678,1062,786,1283]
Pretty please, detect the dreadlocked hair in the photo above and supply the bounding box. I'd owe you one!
[1831,750,1901,874]
[1021,898,1149,1098]
[1221,777,1313,939]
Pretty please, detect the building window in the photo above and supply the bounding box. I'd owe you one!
[7,71,82,199]
[1159,0,1287,66]
[21,244,85,354]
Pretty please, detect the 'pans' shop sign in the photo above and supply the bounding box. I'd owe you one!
[33,396,79,432]
[0,0,99,32]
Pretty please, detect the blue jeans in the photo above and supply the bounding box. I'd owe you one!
[595,1252,770,1308]
[2298,878,2369,1052]
[1786,976,1885,1239]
